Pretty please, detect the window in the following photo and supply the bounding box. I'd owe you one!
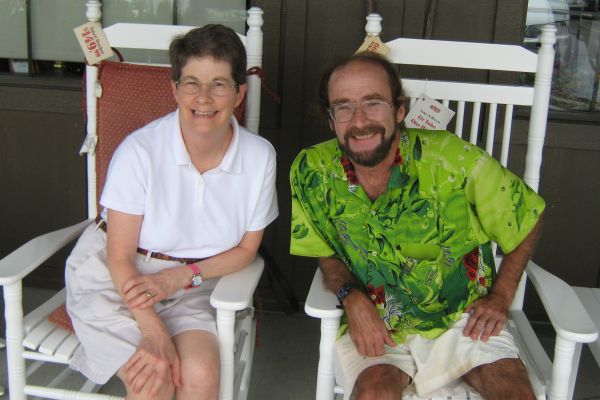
[0,0,247,77]
[526,0,600,114]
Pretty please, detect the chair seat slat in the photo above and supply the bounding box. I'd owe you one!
[23,320,58,351]
[54,334,81,363]
[39,327,72,356]
[23,288,67,334]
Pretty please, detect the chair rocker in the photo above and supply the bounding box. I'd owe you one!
[0,3,265,400]
[304,13,598,400]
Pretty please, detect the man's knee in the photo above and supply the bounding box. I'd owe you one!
[353,364,409,400]
[464,358,535,400]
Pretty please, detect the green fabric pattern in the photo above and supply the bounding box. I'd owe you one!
[290,128,545,343]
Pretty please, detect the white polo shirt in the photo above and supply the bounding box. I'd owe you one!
[100,110,278,258]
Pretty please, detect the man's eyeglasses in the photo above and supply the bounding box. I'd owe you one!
[329,99,392,123]
[176,77,237,97]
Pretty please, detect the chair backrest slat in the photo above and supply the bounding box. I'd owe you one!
[386,37,538,72]
[455,101,465,138]
[402,79,535,106]
[104,23,247,50]
[485,103,498,155]
[469,102,481,145]
[500,105,514,167]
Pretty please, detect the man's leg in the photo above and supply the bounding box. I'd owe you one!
[351,364,410,400]
[462,358,535,400]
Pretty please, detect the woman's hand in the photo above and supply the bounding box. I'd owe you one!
[123,326,182,395]
[122,269,186,309]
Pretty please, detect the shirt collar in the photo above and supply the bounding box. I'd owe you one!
[339,146,403,187]
[173,111,242,174]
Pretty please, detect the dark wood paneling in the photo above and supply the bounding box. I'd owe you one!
[0,86,86,289]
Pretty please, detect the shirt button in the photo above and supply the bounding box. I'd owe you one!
[371,251,377,257]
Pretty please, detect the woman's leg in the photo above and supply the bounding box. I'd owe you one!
[173,330,221,400]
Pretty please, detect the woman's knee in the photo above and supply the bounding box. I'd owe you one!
[180,354,220,394]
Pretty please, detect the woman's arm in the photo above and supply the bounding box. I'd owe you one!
[123,229,265,308]
[106,209,181,393]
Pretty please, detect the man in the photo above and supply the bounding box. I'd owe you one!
[290,53,544,400]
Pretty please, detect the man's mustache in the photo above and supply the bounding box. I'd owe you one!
[344,125,386,141]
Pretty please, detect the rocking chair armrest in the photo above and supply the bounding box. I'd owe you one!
[305,268,344,320]
[0,219,93,286]
[210,255,264,311]
[526,260,598,343]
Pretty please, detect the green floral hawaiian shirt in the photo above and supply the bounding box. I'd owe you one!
[290,128,545,343]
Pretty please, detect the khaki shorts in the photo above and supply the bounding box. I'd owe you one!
[66,224,218,384]
[334,313,519,399]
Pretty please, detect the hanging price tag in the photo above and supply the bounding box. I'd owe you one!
[355,35,389,56]
[73,22,114,65]
[404,94,455,130]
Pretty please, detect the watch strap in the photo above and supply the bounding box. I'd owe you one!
[336,283,361,307]
[186,263,203,289]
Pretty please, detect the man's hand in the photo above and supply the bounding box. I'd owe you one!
[345,290,396,356]
[124,327,182,395]
[463,291,511,341]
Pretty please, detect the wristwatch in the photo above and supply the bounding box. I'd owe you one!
[336,283,360,307]
[186,263,203,289]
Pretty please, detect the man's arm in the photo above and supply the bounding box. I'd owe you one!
[463,212,544,341]
[319,257,396,356]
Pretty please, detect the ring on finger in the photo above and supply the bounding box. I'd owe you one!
[145,290,154,298]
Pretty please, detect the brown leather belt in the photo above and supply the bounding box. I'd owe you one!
[94,216,203,264]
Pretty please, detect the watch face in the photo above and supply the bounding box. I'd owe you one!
[191,274,203,287]
[336,285,351,303]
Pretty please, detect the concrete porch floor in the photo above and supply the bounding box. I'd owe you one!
[0,287,599,399]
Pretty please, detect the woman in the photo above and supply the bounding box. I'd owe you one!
[66,24,278,400]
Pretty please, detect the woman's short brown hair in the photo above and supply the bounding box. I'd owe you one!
[169,24,246,86]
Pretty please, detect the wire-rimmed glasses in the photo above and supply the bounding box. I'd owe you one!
[329,99,392,123]
[176,77,237,97]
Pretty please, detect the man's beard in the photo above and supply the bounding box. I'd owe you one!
[338,125,399,167]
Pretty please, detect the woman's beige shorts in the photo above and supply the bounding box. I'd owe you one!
[334,313,520,399]
[66,224,218,384]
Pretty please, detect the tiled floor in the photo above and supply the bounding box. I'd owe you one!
[1,287,599,399]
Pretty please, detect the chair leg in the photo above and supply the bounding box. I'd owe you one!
[3,280,27,400]
[567,342,582,400]
[237,313,256,400]
[548,335,578,400]
[316,318,340,400]
[217,308,236,400]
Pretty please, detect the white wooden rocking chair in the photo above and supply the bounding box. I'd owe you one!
[0,3,265,400]
[304,13,598,400]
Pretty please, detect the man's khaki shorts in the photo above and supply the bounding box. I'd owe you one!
[334,313,519,399]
